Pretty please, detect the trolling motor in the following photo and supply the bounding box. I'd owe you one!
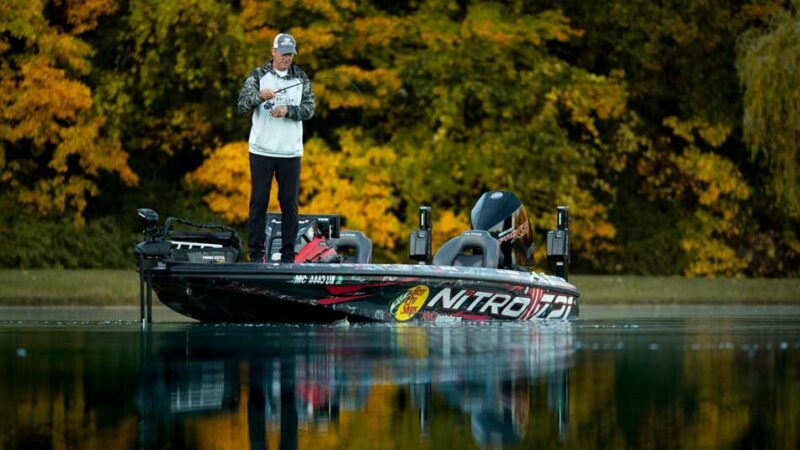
[546,206,571,280]
[133,208,171,329]
[409,206,433,264]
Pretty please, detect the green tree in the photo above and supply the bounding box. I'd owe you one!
[190,0,631,266]
[557,0,794,275]
[737,1,800,220]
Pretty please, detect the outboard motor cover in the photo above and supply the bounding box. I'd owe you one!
[470,191,534,270]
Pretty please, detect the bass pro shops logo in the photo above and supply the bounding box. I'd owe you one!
[390,285,430,322]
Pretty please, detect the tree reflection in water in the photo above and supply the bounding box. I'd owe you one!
[136,323,574,449]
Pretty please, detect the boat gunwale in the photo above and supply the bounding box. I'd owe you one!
[153,261,580,296]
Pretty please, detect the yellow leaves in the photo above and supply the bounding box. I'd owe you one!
[663,116,732,147]
[417,16,460,48]
[2,60,91,141]
[431,209,470,251]
[185,142,252,223]
[680,235,747,277]
[141,107,213,156]
[37,31,94,74]
[290,23,338,60]
[0,0,45,41]
[188,133,404,250]
[17,176,99,225]
[352,16,408,47]
[294,0,354,23]
[315,66,401,110]
[548,192,616,268]
[51,116,138,184]
[56,0,119,34]
[0,0,134,223]
[305,131,403,248]
[644,145,751,216]
[547,71,627,141]
[672,146,750,207]
[461,4,581,49]
[639,144,751,275]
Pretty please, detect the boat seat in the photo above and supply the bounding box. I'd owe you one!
[332,231,373,263]
[432,230,500,268]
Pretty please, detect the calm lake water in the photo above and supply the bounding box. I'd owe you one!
[2,305,799,450]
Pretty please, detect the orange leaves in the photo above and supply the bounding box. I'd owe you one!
[0,0,135,222]
[352,16,408,48]
[462,4,582,48]
[2,61,92,146]
[55,0,118,34]
[36,32,94,73]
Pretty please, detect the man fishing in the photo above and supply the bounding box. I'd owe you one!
[236,33,315,263]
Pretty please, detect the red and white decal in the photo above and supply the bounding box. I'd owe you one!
[425,287,574,320]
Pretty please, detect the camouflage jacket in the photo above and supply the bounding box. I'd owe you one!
[236,61,315,121]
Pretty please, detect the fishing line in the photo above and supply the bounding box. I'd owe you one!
[264,74,368,130]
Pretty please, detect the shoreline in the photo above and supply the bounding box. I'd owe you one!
[1,270,797,306]
[3,304,800,323]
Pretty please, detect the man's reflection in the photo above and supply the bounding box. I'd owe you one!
[247,360,266,450]
[138,323,573,449]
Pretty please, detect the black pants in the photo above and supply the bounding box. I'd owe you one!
[247,153,301,261]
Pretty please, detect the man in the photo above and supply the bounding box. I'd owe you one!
[236,33,315,263]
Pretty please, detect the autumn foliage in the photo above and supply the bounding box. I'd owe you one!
[1,0,798,275]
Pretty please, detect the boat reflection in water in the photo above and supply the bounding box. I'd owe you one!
[137,323,573,449]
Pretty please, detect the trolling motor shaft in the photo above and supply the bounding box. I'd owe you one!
[134,208,171,328]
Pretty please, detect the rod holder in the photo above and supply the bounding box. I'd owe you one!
[409,205,433,264]
[546,206,571,280]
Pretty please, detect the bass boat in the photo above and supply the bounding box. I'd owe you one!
[134,192,579,324]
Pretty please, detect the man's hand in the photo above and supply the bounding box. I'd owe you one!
[259,89,275,101]
[271,105,289,118]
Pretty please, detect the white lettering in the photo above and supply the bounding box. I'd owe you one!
[428,288,460,309]
[479,294,511,315]
[501,296,530,318]
[548,296,570,318]
[449,290,470,310]
[531,293,556,319]
[463,291,491,311]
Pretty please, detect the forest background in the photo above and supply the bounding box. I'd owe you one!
[1,0,798,277]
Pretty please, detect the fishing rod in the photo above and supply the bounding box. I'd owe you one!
[272,81,304,94]
[263,76,364,116]
[271,77,363,96]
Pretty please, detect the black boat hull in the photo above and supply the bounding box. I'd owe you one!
[152,262,579,323]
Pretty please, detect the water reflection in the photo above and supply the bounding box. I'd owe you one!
[137,323,574,449]
[4,309,800,449]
